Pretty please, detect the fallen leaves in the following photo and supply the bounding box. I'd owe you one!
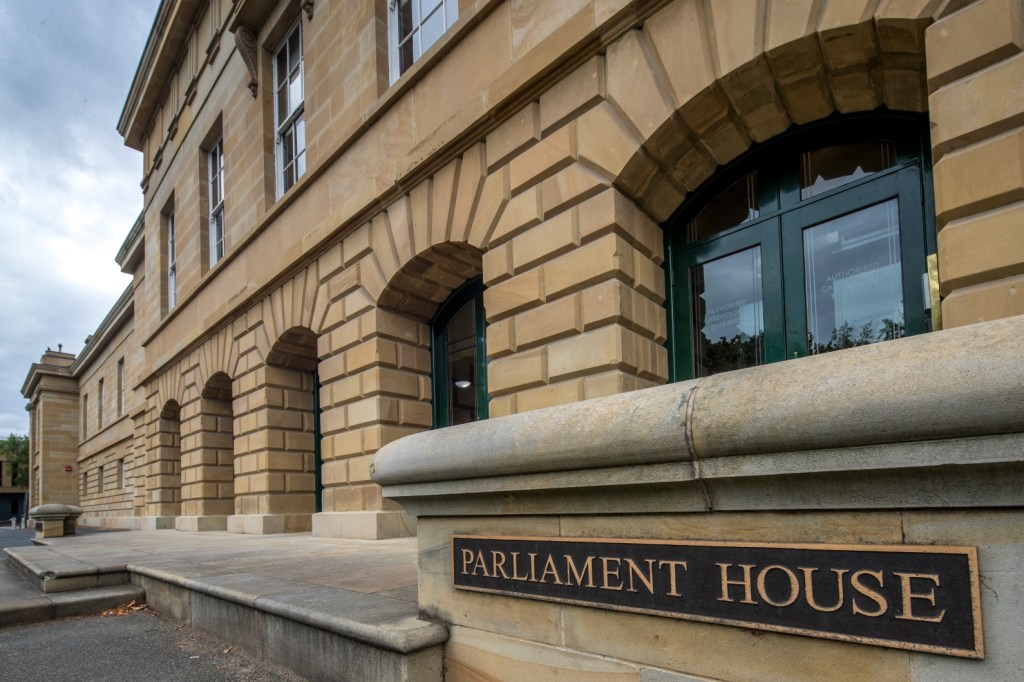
[100,600,148,616]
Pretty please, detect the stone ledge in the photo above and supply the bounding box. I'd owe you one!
[373,316,1024,488]
[380,435,1024,517]
[129,565,448,655]
[0,583,145,628]
[4,547,131,594]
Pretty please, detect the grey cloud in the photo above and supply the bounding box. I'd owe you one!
[0,0,159,434]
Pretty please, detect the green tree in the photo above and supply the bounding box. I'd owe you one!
[0,433,29,488]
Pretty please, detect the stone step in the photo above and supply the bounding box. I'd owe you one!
[5,545,131,593]
[0,558,144,628]
[133,566,447,681]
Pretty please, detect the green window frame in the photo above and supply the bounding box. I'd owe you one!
[431,277,488,428]
[666,113,936,381]
[312,367,323,513]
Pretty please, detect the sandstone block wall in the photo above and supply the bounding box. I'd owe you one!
[25,0,1024,536]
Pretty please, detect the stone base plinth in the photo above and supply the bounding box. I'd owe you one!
[175,515,229,532]
[78,516,143,530]
[29,504,83,539]
[227,514,311,535]
[311,511,415,540]
[140,516,177,531]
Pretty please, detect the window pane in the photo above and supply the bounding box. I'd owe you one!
[211,213,224,263]
[282,129,294,168]
[295,117,306,179]
[800,141,896,199]
[399,35,415,74]
[446,300,475,343]
[421,5,445,52]
[289,72,302,116]
[275,47,287,85]
[447,346,476,425]
[446,300,477,425]
[210,157,220,205]
[398,0,414,41]
[687,171,758,242]
[288,30,300,72]
[277,82,289,125]
[804,199,904,355]
[690,247,764,377]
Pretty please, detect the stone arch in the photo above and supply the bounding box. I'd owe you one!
[176,371,235,530]
[358,143,494,307]
[195,325,239,393]
[378,242,485,318]
[230,326,320,534]
[146,399,182,521]
[603,0,935,221]
[311,242,485,538]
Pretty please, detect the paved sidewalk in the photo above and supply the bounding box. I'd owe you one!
[6,530,420,599]
[1,530,445,680]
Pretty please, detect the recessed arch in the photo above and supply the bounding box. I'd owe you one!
[377,242,484,319]
[178,371,235,523]
[232,325,322,527]
[611,2,933,222]
[146,399,182,519]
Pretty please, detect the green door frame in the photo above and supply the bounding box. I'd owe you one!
[430,277,488,428]
[312,367,323,513]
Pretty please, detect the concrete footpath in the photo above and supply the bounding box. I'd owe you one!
[1,530,447,681]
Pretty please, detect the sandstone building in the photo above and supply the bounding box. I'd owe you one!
[0,446,28,522]
[22,0,1024,678]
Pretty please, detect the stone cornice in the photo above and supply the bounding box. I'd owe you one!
[71,286,135,376]
[118,0,204,151]
[115,212,145,273]
[21,361,77,400]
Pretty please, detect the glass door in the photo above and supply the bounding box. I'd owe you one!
[670,220,785,378]
[781,168,929,358]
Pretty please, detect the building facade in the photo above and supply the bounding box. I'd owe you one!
[21,0,1024,676]
[22,0,1024,535]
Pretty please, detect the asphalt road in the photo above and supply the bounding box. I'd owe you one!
[0,611,305,682]
[0,527,41,548]
[0,529,306,681]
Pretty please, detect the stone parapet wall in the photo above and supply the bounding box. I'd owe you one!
[374,315,1024,680]
[374,314,1024,510]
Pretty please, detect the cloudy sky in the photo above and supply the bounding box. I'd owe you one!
[0,1,160,435]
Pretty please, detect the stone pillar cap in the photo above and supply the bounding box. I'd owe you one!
[29,504,84,519]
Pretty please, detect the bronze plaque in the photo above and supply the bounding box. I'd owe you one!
[452,535,983,659]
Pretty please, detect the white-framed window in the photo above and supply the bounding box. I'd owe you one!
[117,358,125,417]
[388,0,458,83]
[98,379,104,428]
[208,137,225,266]
[167,212,177,309]
[274,20,305,197]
